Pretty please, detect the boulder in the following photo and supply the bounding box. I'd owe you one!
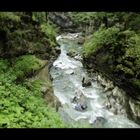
[71,90,88,111]
[74,55,82,61]
[65,69,74,75]
[93,116,106,124]
[90,116,106,127]
[82,77,92,87]
[77,37,85,44]
[55,47,61,54]
[67,49,77,58]
[75,103,87,111]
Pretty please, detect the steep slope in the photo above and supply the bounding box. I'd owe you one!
[0,12,64,128]
[82,12,140,123]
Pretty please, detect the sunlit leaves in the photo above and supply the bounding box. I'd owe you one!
[83,26,120,57]
[0,56,64,128]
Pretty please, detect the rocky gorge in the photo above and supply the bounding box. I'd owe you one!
[49,33,139,127]
[47,12,140,126]
[1,12,140,128]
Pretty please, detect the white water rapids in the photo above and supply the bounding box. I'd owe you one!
[50,33,139,128]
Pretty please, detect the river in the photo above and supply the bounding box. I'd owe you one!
[50,33,139,128]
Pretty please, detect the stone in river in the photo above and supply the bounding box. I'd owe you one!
[65,69,74,75]
[82,77,92,87]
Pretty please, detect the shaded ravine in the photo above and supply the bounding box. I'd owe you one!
[50,33,140,128]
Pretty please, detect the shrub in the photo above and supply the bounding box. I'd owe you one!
[83,26,120,57]
[0,56,65,128]
[0,12,20,22]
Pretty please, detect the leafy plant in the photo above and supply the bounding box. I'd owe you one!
[83,26,120,57]
[0,56,65,128]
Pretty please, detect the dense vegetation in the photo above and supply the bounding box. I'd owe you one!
[1,12,140,127]
[0,12,65,128]
[80,12,140,99]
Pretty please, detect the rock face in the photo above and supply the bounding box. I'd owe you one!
[97,74,127,115]
[96,73,140,124]
[83,30,140,101]
[48,12,78,33]
[128,98,140,124]
[34,64,62,111]
[74,55,82,61]
[83,40,140,123]
[97,75,114,92]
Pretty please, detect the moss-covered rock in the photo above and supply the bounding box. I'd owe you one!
[67,48,78,57]
[0,12,59,59]
[48,12,78,33]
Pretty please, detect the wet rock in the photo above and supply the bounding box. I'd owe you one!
[74,55,82,61]
[71,90,88,111]
[82,77,92,87]
[88,63,93,69]
[90,116,106,126]
[77,37,85,44]
[75,103,87,111]
[106,102,112,109]
[116,97,122,104]
[55,47,61,54]
[110,107,117,115]
[65,69,74,75]
[120,109,126,115]
[67,49,77,58]
[112,87,119,97]
[114,96,119,103]
[106,91,112,98]
[97,75,114,92]
[109,98,116,106]
[129,98,140,120]
[55,101,62,112]
[94,116,106,123]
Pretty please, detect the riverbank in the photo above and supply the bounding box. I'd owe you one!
[0,12,65,128]
[49,33,139,128]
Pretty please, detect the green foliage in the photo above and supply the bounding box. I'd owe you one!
[116,64,134,76]
[40,22,57,47]
[0,59,9,73]
[40,22,56,39]
[0,55,44,83]
[129,15,140,32]
[132,79,140,87]
[83,26,120,57]
[125,34,140,58]
[0,12,65,128]
[0,12,58,59]
[32,12,46,23]
[123,33,140,75]
[0,82,65,128]
[69,12,96,24]
[0,56,65,128]
[0,12,20,22]
[14,55,43,75]
[32,12,57,47]
[81,12,140,93]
